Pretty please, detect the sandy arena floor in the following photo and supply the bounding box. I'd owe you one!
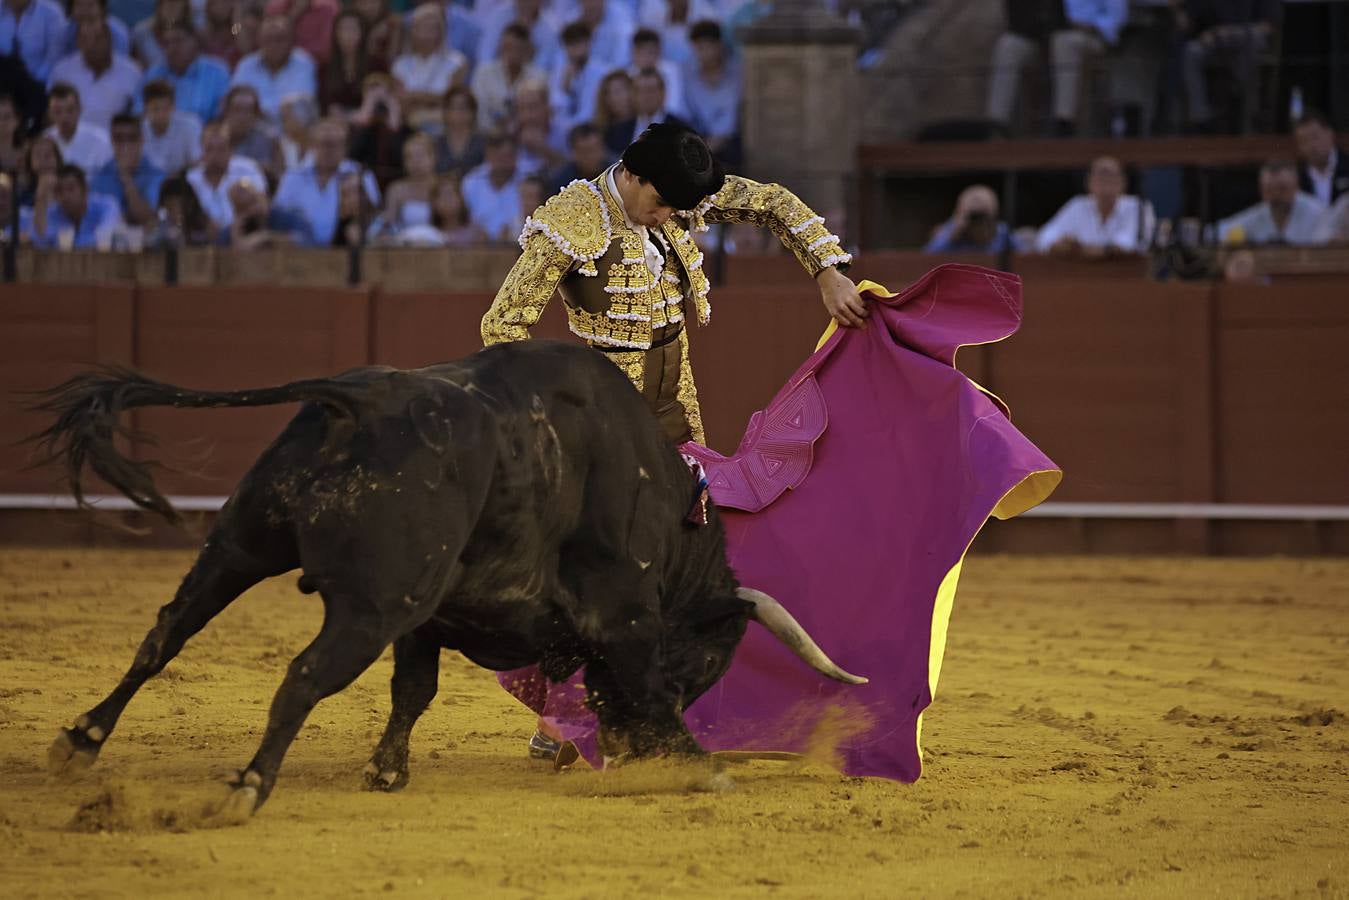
[0,548,1345,899]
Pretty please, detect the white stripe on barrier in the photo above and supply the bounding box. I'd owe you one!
[3,495,1349,521]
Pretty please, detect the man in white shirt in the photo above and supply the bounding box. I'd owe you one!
[186,119,266,230]
[548,21,606,131]
[1219,159,1327,247]
[629,27,683,118]
[45,82,112,173]
[0,0,67,83]
[1035,155,1155,255]
[48,19,141,130]
[470,22,545,131]
[229,15,316,121]
[272,117,380,246]
[461,131,521,242]
[140,77,201,176]
[476,0,561,73]
[1294,110,1349,208]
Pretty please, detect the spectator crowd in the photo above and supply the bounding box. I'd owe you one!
[0,0,750,251]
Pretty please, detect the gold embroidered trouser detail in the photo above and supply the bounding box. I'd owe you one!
[675,329,704,445]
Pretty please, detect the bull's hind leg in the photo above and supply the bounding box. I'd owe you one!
[222,592,436,817]
[365,626,440,792]
[48,549,274,777]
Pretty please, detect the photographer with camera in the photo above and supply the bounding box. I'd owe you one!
[924,184,1021,255]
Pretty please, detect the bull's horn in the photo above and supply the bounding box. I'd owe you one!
[738,588,869,685]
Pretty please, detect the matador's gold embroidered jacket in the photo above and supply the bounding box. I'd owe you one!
[480,168,851,443]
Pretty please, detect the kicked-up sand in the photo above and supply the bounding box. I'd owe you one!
[0,548,1345,899]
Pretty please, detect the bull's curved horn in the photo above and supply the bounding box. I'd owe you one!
[738,587,869,685]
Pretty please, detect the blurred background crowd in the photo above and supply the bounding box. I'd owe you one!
[0,0,1345,260]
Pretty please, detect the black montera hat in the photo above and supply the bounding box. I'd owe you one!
[620,121,725,211]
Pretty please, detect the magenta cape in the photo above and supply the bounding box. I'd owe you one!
[498,264,1061,781]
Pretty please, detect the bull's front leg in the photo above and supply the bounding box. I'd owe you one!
[582,638,704,761]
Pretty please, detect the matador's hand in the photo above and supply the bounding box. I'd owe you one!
[817,266,868,328]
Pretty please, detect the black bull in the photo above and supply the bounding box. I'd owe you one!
[32,340,863,816]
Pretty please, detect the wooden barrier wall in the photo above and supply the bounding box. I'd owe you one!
[2,258,1347,553]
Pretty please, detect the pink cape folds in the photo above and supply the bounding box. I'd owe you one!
[498,264,1062,781]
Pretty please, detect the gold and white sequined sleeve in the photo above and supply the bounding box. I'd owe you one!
[700,175,852,277]
[480,232,574,346]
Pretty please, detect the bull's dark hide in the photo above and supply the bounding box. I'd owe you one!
[32,340,754,813]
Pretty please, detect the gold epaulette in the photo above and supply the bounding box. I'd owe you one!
[516,179,613,277]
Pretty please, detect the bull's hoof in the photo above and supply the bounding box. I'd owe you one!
[47,723,104,777]
[217,786,258,823]
[362,761,407,793]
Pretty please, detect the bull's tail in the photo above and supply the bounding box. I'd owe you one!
[25,366,369,525]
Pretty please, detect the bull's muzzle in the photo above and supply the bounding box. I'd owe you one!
[738,587,869,685]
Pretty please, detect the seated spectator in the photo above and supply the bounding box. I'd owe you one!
[440,0,481,70]
[0,93,27,175]
[139,21,229,125]
[461,130,521,242]
[1294,110,1349,208]
[348,71,412,186]
[683,20,739,166]
[350,0,399,70]
[550,22,606,131]
[477,0,561,74]
[45,83,113,173]
[153,171,212,244]
[0,172,36,244]
[278,92,315,171]
[0,0,68,83]
[513,78,567,176]
[222,176,309,248]
[428,175,482,246]
[1218,159,1326,246]
[392,4,468,126]
[19,133,63,207]
[131,0,190,70]
[89,111,163,225]
[186,119,266,229]
[379,130,437,232]
[470,22,545,132]
[630,27,682,118]
[61,0,130,57]
[273,115,380,245]
[331,169,374,246]
[31,162,123,248]
[637,0,720,65]
[222,84,280,173]
[550,122,610,192]
[574,0,634,71]
[263,0,337,65]
[198,0,239,65]
[1314,194,1349,244]
[925,185,1023,255]
[515,171,544,230]
[606,68,684,151]
[140,78,200,175]
[592,69,634,156]
[0,43,50,135]
[1035,156,1155,255]
[49,18,142,131]
[434,85,485,175]
[985,0,1127,137]
[319,9,369,116]
[1176,0,1278,134]
[230,15,317,121]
